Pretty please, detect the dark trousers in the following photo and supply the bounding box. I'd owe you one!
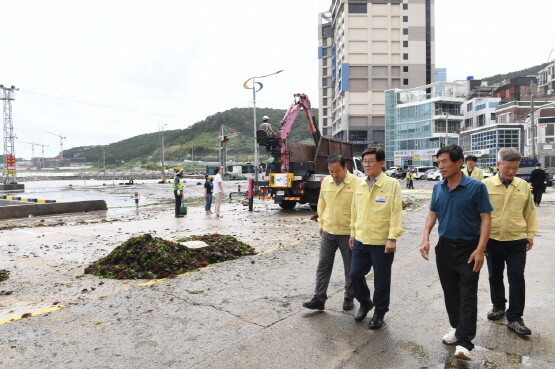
[314,232,353,301]
[486,239,527,322]
[205,193,213,211]
[174,190,182,215]
[349,240,394,312]
[436,237,480,351]
[532,187,543,205]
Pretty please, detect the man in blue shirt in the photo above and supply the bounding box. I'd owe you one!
[420,145,492,361]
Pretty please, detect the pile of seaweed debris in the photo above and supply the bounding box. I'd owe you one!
[0,269,10,282]
[85,233,255,279]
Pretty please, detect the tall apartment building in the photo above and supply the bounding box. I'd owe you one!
[538,60,555,97]
[318,0,435,154]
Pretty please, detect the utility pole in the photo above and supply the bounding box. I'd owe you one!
[158,122,167,182]
[529,81,537,159]
[1,85,18,184]
[102,146,106,178]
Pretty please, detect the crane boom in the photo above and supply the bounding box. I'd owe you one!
[45,131,66,159]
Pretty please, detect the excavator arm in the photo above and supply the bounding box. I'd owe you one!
[276,93,321,172]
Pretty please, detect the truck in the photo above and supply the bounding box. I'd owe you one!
[247,93,363,211]
[515,158,552,188]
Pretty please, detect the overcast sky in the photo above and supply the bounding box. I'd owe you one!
[1,0,554,159]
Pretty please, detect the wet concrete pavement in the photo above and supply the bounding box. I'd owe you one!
[0,180,554,368]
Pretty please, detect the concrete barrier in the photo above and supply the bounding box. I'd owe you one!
[0,200,108,219]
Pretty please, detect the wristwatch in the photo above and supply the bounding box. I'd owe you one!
[388,239,396,242]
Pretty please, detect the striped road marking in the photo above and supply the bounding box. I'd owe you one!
[0,305,66,325]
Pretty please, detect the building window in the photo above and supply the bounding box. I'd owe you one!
[403,53,408,60]
[403,41,408,48]
[403,66,408,73]
[403,3,408,10]
[546,124,555,141]
[403,78,409,85]
[322,47,328,57]
[323,68,328,76]
[403,28,408,35]
[477,114,485,127]
[467,102,473,111]
[323,88,328,96]
[323,108,328,116]
[403,16,408,22]
[348,3,367,13]
[323,98,328,106]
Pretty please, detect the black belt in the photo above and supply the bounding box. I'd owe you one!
[439,237,479,247]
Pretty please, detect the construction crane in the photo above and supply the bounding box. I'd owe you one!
[45,131,66,159]
[218,125,239,174]
[17,140,49,168]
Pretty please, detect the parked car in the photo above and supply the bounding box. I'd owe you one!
[423,168,436,179]
[412,166,436,180]
[385,166,401,176]
[427,168,442,181]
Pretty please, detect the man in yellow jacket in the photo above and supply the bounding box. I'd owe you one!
[462,154,484,180]
[303,154,358,311]
[349,147,403,329]
[482,148,537,336]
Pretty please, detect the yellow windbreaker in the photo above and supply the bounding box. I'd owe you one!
[483,175,537,241]
[462,167,484,180]
[350,174,404,244]
[317,171,359,235]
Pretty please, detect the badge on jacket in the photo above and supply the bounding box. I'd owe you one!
[375,196,386,203]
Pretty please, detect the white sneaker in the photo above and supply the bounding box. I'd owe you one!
[442,328,457,345]
[454,345,472,361]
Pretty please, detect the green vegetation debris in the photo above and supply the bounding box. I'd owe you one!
[84,233,255,280]
[402,196,424,210]
[0,269,10,282]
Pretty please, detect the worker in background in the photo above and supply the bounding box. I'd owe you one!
[420,145,492,361]
[349,147,403,330]
[462,155,484,180]
[260,115,276,137]
[204,174,213,215]
[405,170,415,189]
[173,169,184,218]
[302,154,357,312]
[483,148,537,337]
[530,163,546,206]
[213,167,224,218]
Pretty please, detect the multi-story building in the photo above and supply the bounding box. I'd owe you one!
[385,82,465,168]
[493,77,537,104]
[318,0,435,154]
[538,60,555,97]
[524,103,555,172]
[458,97,521,168]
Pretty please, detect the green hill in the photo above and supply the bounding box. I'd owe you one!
[63,106,318,166]
[482,62,549,85]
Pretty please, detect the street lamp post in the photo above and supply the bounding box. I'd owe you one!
[244,70,283,181]
[158,122,168,182]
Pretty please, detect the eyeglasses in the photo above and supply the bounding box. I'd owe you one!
[362,161,377,165]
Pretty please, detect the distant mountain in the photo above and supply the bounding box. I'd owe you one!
[481,62,549,85]
[63,106,318,165]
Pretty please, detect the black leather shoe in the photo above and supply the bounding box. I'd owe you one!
[175,214,184,218]
[354,300,373,322]
[507,320,531,335]
[368,309,386,330]
[487,307,505,320]
[302,296,325,311]
[343,298,354,311]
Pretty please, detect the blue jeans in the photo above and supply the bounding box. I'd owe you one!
[349,240,394,312]
[205,193,213,211]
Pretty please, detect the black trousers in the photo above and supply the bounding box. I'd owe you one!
[486,239,527,322]
[532,187,543,205]
[349,240,394,312]
[174,190,182,215]
[436,237,480,351]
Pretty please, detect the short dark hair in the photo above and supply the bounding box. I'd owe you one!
[361,147,385,162]
[327,154,346,167]
[204,174,209,179]
[436,145,464,163]
[465,155,478,162]
[215,168,221,174]
[536,163,542,167]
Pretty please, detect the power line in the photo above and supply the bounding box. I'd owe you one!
[18,89,185,120]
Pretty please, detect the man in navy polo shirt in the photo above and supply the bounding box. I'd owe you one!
[420,145,492,361]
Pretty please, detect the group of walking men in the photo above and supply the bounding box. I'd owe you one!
[303,145,538,361]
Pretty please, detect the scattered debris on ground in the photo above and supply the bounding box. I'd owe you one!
[84,233,255,279]
[0,269,10,282]
[402,196,426,210]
